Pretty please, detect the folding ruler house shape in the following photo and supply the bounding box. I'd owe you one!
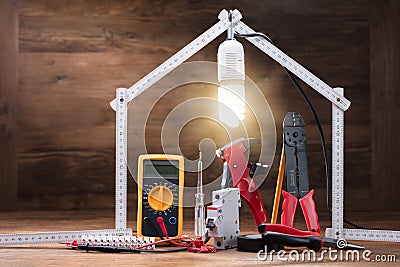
[1,9,398,246]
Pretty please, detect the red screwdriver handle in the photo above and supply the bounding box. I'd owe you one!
[281,190,298,228]
[299,189,320,233]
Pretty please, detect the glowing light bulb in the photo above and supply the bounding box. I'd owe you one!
[217,39,245,128]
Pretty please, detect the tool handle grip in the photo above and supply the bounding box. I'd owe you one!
[281,190,298,228]
[262,231,322,252]
[258,223,320,237]
[222,139,268,226]
[299,189,320,233]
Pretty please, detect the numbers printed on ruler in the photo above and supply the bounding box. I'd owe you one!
[0,229,133,245]
[331,88,344,238]
[343,229,400,242]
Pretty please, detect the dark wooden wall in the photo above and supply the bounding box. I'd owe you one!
[370,0,400,211]
[0,0,398,214]
[0,0,18,211]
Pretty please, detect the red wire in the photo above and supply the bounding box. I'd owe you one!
[154,216,192,247]
[135,236,192,249]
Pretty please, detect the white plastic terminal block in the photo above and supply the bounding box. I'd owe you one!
[206,188,241,249]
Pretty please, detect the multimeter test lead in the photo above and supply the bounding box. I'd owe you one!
[194,151,206,241]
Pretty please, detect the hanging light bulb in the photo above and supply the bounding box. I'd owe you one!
[217,37,245,128]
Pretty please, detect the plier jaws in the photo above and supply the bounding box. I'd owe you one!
[216,137,259,159]
[283,112,309,198]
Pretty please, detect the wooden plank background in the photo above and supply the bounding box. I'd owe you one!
[370,0,400,211]
[2,0,398,214]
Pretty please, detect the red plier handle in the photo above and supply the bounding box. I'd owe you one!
[235,166,268,226]
[281,189,320,233]
[222,140,268,226]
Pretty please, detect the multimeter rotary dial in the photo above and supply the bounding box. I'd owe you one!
[147,185,174,211]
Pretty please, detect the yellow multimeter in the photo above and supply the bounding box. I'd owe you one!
[137,154,184,238]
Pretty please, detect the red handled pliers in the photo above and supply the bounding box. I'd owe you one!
[216,137,268,226]
[281,112,320,233]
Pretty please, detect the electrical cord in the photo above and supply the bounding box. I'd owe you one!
[204,231,211,244]
[156,217,191,247]
[137,247,189,253]
[235,32,366,229]
[78,243,189,253]
[135,236,193,249]
[78,218,194,254]
[75,214,208,253]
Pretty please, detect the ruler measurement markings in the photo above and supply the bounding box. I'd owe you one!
[343,229,400,242]
[331,88,344,238]
[115,88,128,229]
[0,229,132,245]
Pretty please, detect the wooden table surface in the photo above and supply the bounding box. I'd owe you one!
[0,211,399,266]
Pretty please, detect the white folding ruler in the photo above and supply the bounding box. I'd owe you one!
[325,88,400,242]
[110,10,351,111]
[0,229,132,246]
[115,88,128,229]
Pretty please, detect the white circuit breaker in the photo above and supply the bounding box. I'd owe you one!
[206,188,241,249]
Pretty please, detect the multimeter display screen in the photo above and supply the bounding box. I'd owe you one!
[145,164,178,176]
[144,160,179,177]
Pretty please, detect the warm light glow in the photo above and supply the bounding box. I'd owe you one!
[218,83,245,127]
[217,38,245,128]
